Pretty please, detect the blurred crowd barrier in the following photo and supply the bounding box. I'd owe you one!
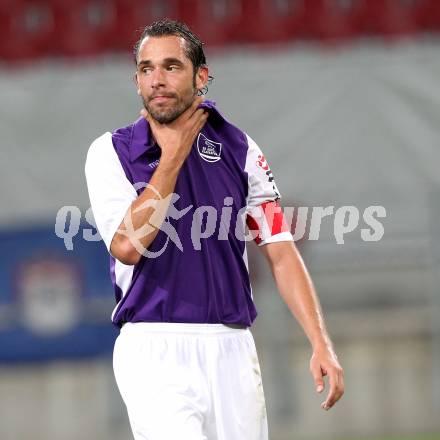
[1,0,440,61]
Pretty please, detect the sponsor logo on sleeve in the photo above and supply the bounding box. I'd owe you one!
[256,154,280,198]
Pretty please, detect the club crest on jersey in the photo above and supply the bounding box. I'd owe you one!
[197,133,222,163]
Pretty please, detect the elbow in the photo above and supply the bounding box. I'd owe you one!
[119,251,142,266]
[110,237,143,266]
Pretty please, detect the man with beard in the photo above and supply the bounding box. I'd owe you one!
[85,18,344,440]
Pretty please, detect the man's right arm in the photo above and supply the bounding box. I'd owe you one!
[110,97,208,265]
[109,161,182,265]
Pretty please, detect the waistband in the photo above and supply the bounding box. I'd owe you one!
[120,322,249,336]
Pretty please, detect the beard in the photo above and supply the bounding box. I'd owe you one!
[142,79,198,124]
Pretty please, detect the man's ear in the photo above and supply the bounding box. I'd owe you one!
[195,66,209,93]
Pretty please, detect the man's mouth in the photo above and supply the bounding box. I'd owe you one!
[150,95,174,103]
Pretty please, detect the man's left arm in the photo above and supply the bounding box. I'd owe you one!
[259,240,345,411]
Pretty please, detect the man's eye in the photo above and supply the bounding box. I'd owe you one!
[141,67,152,74]
[167,65,179,71]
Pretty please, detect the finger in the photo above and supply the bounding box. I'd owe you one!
[340,370,345,395]
[322,387,344,411]
[195,111,209,131]
[191,108,207,124]
[188,112,208,142]
[321,369,340,410]
[187,96,205,119]
[193,111,209,131]
[310,364,325,394]
[322,380,337,410]
[140,108,148,119]
[140,108,154,126]
[187,110,207,134]
[334,369,345,402]
[141,108,163,132]
[330,367,344,405]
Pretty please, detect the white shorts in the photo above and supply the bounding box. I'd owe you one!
[113,322,269,440]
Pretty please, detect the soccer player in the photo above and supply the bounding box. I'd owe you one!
[85,18,344,440]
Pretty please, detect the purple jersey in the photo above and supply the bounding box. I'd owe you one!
[85,101,293,327]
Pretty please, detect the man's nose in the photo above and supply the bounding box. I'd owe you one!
[150,68,165,88]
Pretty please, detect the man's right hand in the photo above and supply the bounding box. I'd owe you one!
[111,96,208,265]
[140,96,208,169]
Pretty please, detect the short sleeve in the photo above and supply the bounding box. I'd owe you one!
[244,133,281,209]
[85,132,138,252]
[244,133,293,246]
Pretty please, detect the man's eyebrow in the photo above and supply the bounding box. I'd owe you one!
[137,60,152,67]
[162,57,184,66]
[137,58,184,67]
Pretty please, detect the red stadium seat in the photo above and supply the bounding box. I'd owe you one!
[110,0,241,56]
[178,0,242,46]
[415,0,440,31]
[210,0,360,45]
[352,0,420,38]
[0,0,55,61]
[115,0,181,54]
[50,0,119,57]
[236,0,307,44]
[1,0,440,62]
[301,0,360,41]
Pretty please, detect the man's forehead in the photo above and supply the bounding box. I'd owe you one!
[138,35,188,60]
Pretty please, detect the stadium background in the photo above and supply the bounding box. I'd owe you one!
[1,0,440,439]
